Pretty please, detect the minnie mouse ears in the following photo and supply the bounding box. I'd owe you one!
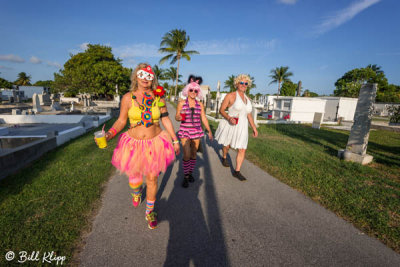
[188,75,203,85]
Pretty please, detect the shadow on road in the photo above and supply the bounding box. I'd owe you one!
[157,136,229,266]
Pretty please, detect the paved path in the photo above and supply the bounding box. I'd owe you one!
[80,103,400,266]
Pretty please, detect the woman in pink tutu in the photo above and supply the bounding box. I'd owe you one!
[175,75,213,188]
[102,63,180,229]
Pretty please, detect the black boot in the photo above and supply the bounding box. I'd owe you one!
[188,173,195,183]
[182,175,189,188]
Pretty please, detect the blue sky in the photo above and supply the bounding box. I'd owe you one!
[1,0,399,95]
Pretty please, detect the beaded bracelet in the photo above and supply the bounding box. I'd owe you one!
[172,140,179,144]
[108,127,117,138]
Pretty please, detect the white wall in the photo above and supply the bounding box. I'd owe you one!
[338,98,358,121]
[266,96,277,110]
[18,86,47,99]
[56,126,86,146]
[323,98,339,121]
[318,97,358,121]
[0,115,90,124]
[290,98,326,123]
[60,97,80,104]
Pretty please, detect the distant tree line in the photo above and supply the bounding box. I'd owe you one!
[333,64,400,102]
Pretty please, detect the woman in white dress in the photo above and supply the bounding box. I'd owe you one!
[215,74,258,181]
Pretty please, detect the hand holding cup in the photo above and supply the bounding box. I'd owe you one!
[94,131,107,149]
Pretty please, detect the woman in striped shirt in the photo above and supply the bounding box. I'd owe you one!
[176,75,213,188]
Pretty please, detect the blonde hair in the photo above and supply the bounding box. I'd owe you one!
[130,63,159,92]
[234,74,252,88]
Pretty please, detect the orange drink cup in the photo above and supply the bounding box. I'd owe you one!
[95,131,107,149]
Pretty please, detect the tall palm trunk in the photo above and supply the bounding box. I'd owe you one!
[174,54,181,99]
[277,81,281,96]
[169,79,175,99]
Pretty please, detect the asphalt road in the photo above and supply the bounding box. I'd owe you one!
[79,103,400,267]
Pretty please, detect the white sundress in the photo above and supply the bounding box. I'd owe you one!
[215,91,253,149]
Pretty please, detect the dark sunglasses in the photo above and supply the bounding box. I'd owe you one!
[189,89,199,93]
[239,82,248,86]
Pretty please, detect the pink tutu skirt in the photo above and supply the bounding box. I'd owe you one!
[111,131,175,179]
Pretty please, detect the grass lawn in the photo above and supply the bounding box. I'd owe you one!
[372,116,390,122]
[0,119,121,265]
[209,121,400,253]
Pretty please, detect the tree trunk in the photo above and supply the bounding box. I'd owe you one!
[277,81,281,96]
[296,81,302,96]
[174,55,181,99]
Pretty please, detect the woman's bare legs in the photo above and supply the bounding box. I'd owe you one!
[222,145,230,159]
[145,174,158,228]
[146,175,158,204]
[235,149,246,171]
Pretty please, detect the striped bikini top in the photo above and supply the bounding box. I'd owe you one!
[181,99,201,128]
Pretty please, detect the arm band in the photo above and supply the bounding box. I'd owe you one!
[160,112,169,118]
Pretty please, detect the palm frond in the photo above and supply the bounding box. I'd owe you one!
[170,55,178,65]
[159,54,173,65]
[181,54,191,61]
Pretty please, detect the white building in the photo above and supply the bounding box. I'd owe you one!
[373,103,400,116]
[272,97,327,123]
[17,86,49,99]
[0,89,25,101]
[265,96,278,110]
[318,97,358,121]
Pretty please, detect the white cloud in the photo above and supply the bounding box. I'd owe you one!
[0,54,25,63]
[80,42,89,51]
[278,0,298,5]
[0,65,13,70]
[313,0,381,35]
[319,65,329,70]
[30,56,42,64]
[188,38,278,55]
[46,61,61,68]
[114,43,160,58]
[69,42,91,54]
[113,38,278,62]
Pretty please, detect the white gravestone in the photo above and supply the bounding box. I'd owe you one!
[312,112,324,129]
[32,93,42,113]
[12,109,21,115]
[51,99,62,111]
[338,83,377,165]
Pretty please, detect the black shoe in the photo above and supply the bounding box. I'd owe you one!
[182,176,189,188]
[233,171,247,181]
[188,173,195,183]
[222,158,230,167]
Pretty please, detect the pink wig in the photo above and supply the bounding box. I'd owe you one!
[182,82,203,100]
[182,76,203,100]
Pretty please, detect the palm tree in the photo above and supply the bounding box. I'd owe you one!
[269,66,293,96]
[366,64,383,75]
[224,74,256,93]
[248,75,256,93]
[224,75,236,92]
[164,67,182,97]
[152,64,166,81]
[159,29,199,99]
[14,72,32,86]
